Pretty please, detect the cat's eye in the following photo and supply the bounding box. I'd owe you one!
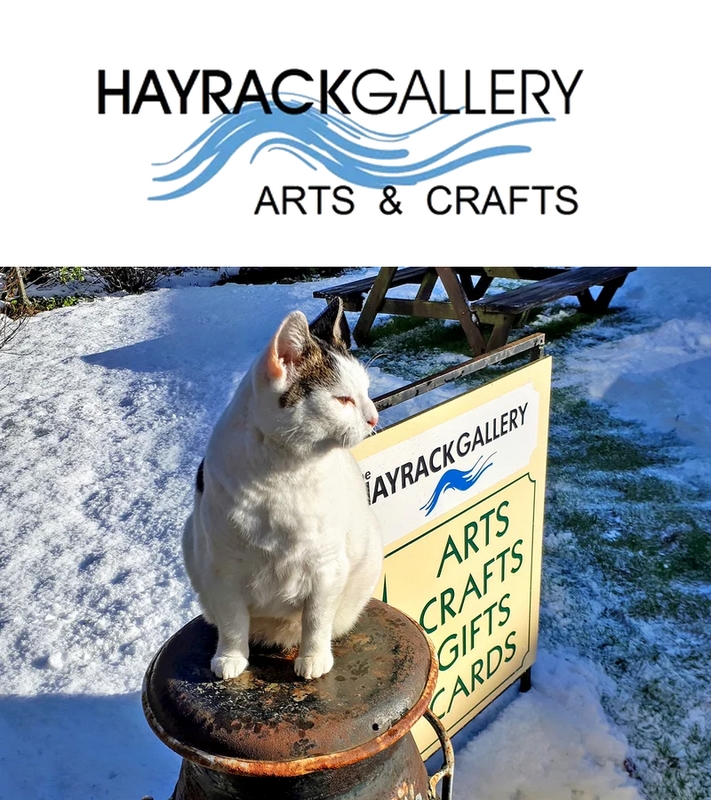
[335,395,355,406]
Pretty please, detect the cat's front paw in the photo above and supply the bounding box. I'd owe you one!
[211,654,249,680]
[294,651,334,680]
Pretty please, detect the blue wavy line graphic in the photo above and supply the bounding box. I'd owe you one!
[149,97,555,200]
[420,453,495,517]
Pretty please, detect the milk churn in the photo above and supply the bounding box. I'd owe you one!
[142,599,453,799]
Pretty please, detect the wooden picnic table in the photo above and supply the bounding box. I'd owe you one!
[314,267,636,354]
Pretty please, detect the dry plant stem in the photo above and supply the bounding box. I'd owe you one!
[13,268,30,307]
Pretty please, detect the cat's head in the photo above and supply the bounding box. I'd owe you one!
[251,299,378,455]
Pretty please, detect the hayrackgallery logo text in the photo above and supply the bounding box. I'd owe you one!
[97,68,583,209]
[98,69,583,116]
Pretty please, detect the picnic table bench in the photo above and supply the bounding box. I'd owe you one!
[314,266,636,354]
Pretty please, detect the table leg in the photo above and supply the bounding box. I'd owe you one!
[415,269,439,301]
[486,313,516,351]
[353,267,398,345]
[436,268,487,355]
[593,275,627,311]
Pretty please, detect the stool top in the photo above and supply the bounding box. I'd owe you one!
[142,599,437,776]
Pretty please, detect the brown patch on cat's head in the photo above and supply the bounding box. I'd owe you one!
[279,338,340,408]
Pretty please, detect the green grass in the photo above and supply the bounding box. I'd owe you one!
[364,317,474,359]
[541,390,711,799]
[31,295,89,311]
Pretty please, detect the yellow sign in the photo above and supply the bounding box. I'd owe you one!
[352,357,552,757]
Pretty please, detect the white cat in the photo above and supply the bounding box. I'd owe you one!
[182,300,383,681]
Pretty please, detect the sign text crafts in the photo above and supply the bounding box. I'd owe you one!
[393,475,537,723]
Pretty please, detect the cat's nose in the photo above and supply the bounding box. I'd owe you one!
[367,412,378,428]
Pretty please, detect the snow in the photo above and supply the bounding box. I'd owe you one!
[0,267,708,799]
[556,268,711,457]
[457,652,640,800]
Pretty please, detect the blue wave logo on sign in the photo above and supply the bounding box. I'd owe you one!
[149,98,554,200]
[420,453,495,517]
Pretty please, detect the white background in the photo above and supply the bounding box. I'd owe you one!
[1,1,708,265]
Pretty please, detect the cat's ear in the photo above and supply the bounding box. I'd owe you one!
[309,297,351,351]
[264,311,312,382]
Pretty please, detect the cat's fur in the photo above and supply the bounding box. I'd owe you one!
[182,301,383,681]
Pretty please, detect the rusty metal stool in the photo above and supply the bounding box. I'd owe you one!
[143,599,453,799]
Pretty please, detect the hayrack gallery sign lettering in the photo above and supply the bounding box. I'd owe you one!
[352,357,552,758]
[97,69,583,116]
[365,400,531,514]
[95,68,583,205]
[359,382,539,541]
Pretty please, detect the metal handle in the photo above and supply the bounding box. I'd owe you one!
[423,708,454,800]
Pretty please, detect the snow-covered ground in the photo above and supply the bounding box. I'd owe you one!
[0,267,709,799]
[556,269,711,459]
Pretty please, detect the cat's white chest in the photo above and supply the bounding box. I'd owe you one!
[230,457,342,543]
[227,465,350,615]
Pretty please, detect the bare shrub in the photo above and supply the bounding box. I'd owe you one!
[0,268,38,319]
[93,268,168,294]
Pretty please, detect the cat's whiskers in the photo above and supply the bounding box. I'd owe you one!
[364,352,387,370]
[283,425,303,448]
[282,424,299,441]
